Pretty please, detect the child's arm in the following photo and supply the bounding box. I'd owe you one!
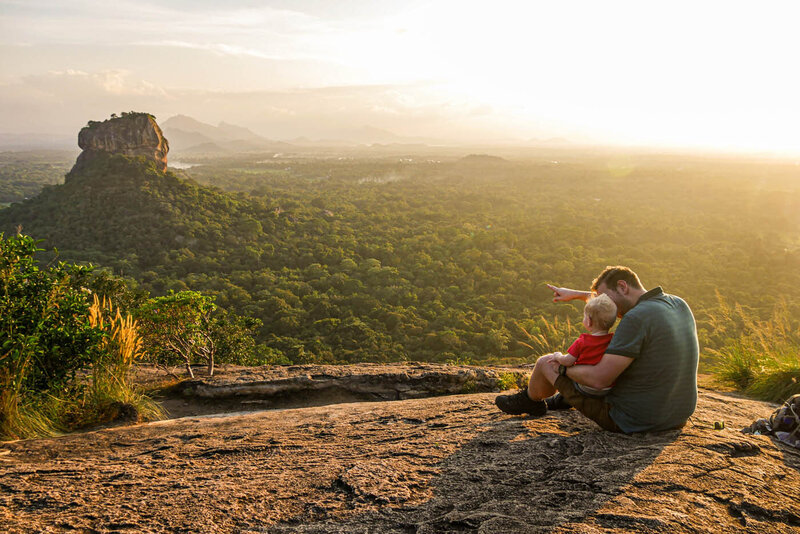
[553,352,577,366]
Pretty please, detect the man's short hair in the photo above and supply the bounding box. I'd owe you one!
[591,265,643,292]
[584,294,617,330]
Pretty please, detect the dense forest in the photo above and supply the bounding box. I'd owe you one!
[0,150,74,204]
[1,148,799,367]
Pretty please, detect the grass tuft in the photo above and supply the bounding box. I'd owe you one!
[80,295,165,427]
[514,315,580,362]
[709,296,800,403]
[1,296,164,440]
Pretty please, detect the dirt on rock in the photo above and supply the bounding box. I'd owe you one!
[1,365,798,533]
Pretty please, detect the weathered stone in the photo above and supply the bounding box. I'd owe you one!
[158,363,527,416]
[69,112,169,176]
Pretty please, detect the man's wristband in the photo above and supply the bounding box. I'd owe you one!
[558,364,568,377]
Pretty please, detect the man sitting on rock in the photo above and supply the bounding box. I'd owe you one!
[495,266,699,433]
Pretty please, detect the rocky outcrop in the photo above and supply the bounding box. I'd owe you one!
[137,362,528,419]
[1,366,798,533]
[169,363,527,409]
[69,112,169,176]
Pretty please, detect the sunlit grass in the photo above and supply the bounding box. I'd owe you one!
[1,296,163,441]
[514,315,580,360]
[0,392,63,440]
[82,295,165,426]
[709,297,800,403]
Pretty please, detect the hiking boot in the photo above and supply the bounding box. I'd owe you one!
[545,392,572,410]
[495,389,547,416]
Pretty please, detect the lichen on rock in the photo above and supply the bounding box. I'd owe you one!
[69,112,169,176]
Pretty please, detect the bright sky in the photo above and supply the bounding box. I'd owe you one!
[2,0,800,152]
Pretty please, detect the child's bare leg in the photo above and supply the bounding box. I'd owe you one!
[528,354,558,400]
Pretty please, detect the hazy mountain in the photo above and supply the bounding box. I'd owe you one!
[289,126,441,146]
[162,115,293,153]
[161,114,442,150]
[162,115,262,143]
[162,129,216,151]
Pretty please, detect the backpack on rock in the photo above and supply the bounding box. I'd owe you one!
[743,393,800,448]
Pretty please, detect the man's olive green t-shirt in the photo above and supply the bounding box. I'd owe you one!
[605,287,699,433]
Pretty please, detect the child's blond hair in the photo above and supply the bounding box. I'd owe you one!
[584,294,617,331]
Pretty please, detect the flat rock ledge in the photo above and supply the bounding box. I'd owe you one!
[158,363,530,418]
[1,376,798,533]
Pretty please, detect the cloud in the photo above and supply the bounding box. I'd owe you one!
[0,69,524,142]
[0,70,174,136]
[20,69,168,97]
[1,1,342,62]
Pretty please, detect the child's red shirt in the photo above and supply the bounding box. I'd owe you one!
[567,332,614,365]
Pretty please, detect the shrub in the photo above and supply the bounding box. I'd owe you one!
[0,234,162,440]
[0,234,100,438]
[136,291,217,378]
[136,291,263,376]
[497,372,523,391]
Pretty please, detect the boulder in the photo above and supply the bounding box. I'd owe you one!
[69,112,169,176]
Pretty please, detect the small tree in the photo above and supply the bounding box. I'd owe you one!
[136,291,217,378]
[212,309,262,365]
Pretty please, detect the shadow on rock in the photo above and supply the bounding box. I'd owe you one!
[269,411,677,533]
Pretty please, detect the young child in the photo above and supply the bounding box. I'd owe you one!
[551,293,618,397]
[495,293,618,416]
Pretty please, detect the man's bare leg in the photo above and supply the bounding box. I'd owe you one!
[495,354,555,416]
[528,353,559,400]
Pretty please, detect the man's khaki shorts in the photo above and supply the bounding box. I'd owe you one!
[555,375,622,433]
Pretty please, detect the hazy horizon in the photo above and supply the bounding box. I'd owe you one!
[2,1,800,154]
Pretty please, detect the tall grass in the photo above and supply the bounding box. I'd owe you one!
[709,296,800,403]
[76,295,164,425]
[0,295,163,440]
[514,314,581,360]
[0,390,64,440]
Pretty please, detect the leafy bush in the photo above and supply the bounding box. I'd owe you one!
[136,291,217,378]
[0,234,101,438]
[0,234,161,440]
[496,372,523,391]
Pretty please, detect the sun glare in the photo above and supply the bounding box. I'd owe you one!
[320,1,800,151]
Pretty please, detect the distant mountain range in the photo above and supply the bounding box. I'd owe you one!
[161,115,293,154]
[0,115,571,153]
[161,115,443,153]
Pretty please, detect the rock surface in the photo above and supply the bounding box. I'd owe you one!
[70,112,169,175]
[1,368,798,533]
[157,363,527,418]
